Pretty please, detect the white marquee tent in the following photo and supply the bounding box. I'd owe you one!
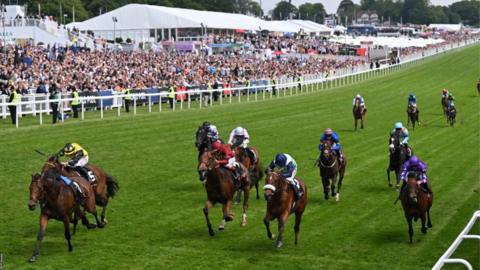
[68,4,333,41]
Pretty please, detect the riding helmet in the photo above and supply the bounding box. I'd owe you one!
[395,122,403,129]
[63,143,75,155]
[233,127,244,136]
[324,128,333,135]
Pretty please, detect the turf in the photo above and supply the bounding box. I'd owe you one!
[0,45,479,270]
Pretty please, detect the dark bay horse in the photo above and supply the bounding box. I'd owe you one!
[441,96,449,116]
[400,172,433,243]
[28,171,100,262]
[387,134,409,190]
[407,104,419,130]
[195,122,212,161]
[353,98,366,130]
[318,142,346,201]
[42,155,119,226]
[234,146,263,203]
[447,106,456,126]
[263,172,307,248]
[198,150,250,236]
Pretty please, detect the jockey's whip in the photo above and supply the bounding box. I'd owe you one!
[34,149,47,157]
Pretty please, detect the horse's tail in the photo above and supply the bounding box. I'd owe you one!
[106,175,119,198]
[257,161,264,180]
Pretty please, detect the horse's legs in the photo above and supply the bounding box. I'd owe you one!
[63,216,73,252]
[234,191,242,205]
[331,175,337,199]
[387,168,392,187]
[395,170,401,190]
[100,200,108,226]
[406,214,414,243]
[294,211,303,246]
[29,214,48,262]
[203,200,215,236]
[420,212,427,234]
[78,208,97,229]
[276,216,287,248]
[223,200,234,222]
[354,118,357,131]
[255,181,260,200]
[322,177,329,200]
[72,210,79,235]
[241,187,249,227]
[264,215,274,240]
[427,207,433,228]
[361,115,365,129]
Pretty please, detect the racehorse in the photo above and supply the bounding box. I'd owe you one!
[353,98,366,130]
[386,134,409,190]
[441,96,449,116]
[447,106,456,127]
[317,141,346,201]
[42,155,119,227]
[263,172,307,248]
[407,104,419,130]
[195,122,214,161]
[233,146,263,203]
[198,150,250,236]
[28,171,100,262]
[400,172,433,243]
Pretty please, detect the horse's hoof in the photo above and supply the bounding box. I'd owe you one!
[388,183,392,187]
[87,224,97,229]
[97,222,106,229]
[335,193,340,201]
[218,225,225,231]
[68,246,73,252]
[234,201,239,205]
[428,224,433,228]
[28,256,37,263]
[208,229,215,236]
[276,241,283,248]
[240,221,247,227]
[421,227,427,234]
[225,215,234,222]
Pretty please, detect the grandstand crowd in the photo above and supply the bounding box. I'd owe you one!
[0,32,476,95]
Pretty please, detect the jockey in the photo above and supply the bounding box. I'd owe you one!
[447,93,455,111]
[208,125,242,181]
[58,143,94,182]
[352,94,365,110]
[228,127,250,148]
[408,92,417,107]
[390,122,411,158]
[442,88,449,99]
[228,126,256,163]
[319,128,344,163]
[266,153,303,200]
[400,156,431,193]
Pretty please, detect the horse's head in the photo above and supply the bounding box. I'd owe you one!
[406,172,420,204]
[28,173,44,211]
[42,155,63,173]
[195,125,211,152]
[263,172,283,202]
[389,135,400,154]
[197,150,219,182]
[321,141,335,158]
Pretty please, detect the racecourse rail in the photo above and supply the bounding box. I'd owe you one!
[1,37,479,128]
[432,211,480,270]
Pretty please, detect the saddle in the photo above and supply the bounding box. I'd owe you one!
[59,175,85,201]
[73,166,97,186]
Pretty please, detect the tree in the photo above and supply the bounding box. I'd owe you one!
[337,0,359,24]
[26,0,89,24]
[401,0,429,24]
[298,2,326,23]
[272,1,298,20]
[449,0,480,26]
[234,0,263,17]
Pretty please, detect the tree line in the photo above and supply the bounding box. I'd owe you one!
[15,0,480,26]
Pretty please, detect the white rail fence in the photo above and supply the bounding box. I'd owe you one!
[1,38,478,128]
[432,210,480,270]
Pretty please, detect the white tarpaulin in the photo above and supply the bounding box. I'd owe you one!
[328,35,445,48]
[428,24,462,32]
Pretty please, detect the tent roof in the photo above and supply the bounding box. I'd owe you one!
[289,20,333,33]
[428,24,462,32]
[69,4,267,31]
[328,35,445,48]
[5,5,25,19]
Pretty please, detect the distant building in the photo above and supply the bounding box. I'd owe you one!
[355,11,379,25]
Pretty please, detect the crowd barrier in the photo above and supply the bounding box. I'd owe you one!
[1,37,478,128]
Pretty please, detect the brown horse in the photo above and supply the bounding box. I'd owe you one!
[28,170,100,262]
[407,104,419,130]
[263,172,307,248]
[198,150,250,236]
[233,146,263,203]
[353,98,366,130]
[318,141,346,201]
[42,155,119,226]
[400,172,433,243]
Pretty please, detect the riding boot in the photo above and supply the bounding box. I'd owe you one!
[76,166,92,183]
[70,182,86,201]
[291,181,303,201]
[246,147,256,163]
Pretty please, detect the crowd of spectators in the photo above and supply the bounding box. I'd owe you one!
[0,32,476,96]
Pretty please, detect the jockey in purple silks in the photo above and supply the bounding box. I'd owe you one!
[400,156,431,193]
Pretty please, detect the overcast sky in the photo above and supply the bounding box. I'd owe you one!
[260,0,460,14]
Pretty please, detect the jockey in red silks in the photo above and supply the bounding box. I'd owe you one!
[208,125,242,180]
